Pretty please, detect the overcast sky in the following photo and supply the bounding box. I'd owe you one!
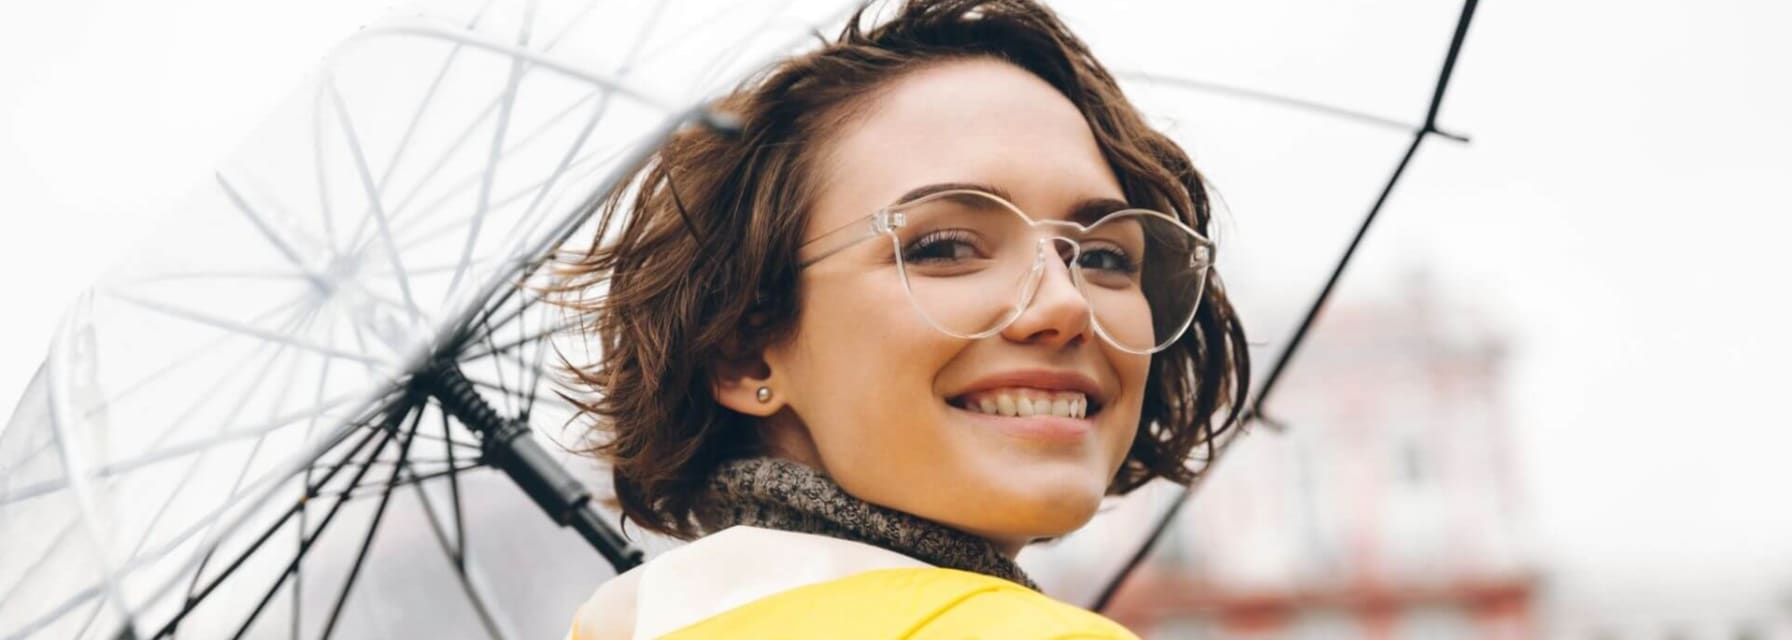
[4,0,1790,629]
[1401,0,1792,614]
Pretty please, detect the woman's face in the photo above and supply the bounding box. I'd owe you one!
[750,58,1150,554]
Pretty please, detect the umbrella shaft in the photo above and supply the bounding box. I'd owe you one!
[422,364,644,571]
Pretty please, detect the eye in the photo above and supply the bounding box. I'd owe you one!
[902,230,985,264]
[1076,246,1138,274]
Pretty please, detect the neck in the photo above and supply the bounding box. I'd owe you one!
[990,536,1027,560]
[694,455,1039,590]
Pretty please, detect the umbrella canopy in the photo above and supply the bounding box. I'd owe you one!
[1037,0,1478,609]
[0,1,856,637]
[0,1,1477,637]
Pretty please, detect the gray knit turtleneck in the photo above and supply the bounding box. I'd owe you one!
[693,456,1038,590]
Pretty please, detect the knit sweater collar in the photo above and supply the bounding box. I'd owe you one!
[694,456,1038,590]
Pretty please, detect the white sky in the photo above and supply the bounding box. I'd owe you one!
[1403,0,1792,619]
[3,0,1790,629]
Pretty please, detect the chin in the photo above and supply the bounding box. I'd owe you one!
[949,466,1110,540]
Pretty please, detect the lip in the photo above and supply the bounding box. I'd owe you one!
[946,369,1109,407]
[943,369,1109,443]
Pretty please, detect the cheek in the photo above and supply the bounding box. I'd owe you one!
[1104,350,1154,462]
[784,271,960,448]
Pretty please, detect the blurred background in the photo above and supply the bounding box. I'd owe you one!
[2,1,1789,638]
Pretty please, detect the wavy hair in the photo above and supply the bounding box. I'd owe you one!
[552,0,1251,539]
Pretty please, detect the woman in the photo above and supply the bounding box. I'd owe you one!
[557,0,1249,637]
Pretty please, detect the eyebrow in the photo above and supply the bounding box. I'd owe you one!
[893,182,1133,225]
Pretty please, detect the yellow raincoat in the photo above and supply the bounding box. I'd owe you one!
[566,526,1138,639]
[658,567,1139,639]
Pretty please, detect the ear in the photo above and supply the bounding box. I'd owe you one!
[710,350,783,417]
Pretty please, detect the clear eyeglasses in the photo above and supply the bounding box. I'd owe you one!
[798,188,1214,354]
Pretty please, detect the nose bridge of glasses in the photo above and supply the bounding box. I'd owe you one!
[1026,237,1089,299]
[1027,217,1089,243]
[1038,235,1080,264]
[1014,219,1092,273]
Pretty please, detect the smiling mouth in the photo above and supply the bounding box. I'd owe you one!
[948,387,1102,419]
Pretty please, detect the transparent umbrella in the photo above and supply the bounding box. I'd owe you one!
[1036,0,1481,611]
[0,0,1479,638]
[0,1,859,637]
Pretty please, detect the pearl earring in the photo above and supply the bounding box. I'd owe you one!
[755,386,772,403]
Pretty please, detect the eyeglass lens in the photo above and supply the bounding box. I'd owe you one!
[886,191,1210,353]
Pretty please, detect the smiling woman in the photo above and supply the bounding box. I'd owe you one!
[552,0,1249,637]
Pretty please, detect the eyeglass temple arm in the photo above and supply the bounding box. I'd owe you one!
[796,212,892,267]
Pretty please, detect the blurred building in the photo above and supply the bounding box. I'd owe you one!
[1101,273,1538,639]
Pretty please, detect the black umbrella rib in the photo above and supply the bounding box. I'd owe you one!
[144,308,322,577]
[477,319,518,416]
[1094,0,1481,614]
[318,406,426,640]
[520,324,554,421]
[436,110,695,375]
[3,316,322,640]
[149,405,398,639]
[1424,1,1478,132]
[398,450,507,640]
[223,412,410,640]
[309,461,485,502]
[6,407,387,640]
[460,318,575,365]
[1254,0,1480,427]
[1248,131,1426,428]
[443,410,468,567]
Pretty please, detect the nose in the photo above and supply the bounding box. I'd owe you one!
[1000,238,1094,349]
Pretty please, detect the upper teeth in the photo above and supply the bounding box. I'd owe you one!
[960,388,1089,419]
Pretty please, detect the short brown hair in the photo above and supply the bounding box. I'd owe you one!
[553,0,1250,540]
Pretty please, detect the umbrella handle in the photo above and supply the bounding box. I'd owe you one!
[423,364,645,572]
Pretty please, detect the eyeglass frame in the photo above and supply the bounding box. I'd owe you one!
[795,188,1216,354]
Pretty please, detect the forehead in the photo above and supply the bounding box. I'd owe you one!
[808,58,1124,232]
